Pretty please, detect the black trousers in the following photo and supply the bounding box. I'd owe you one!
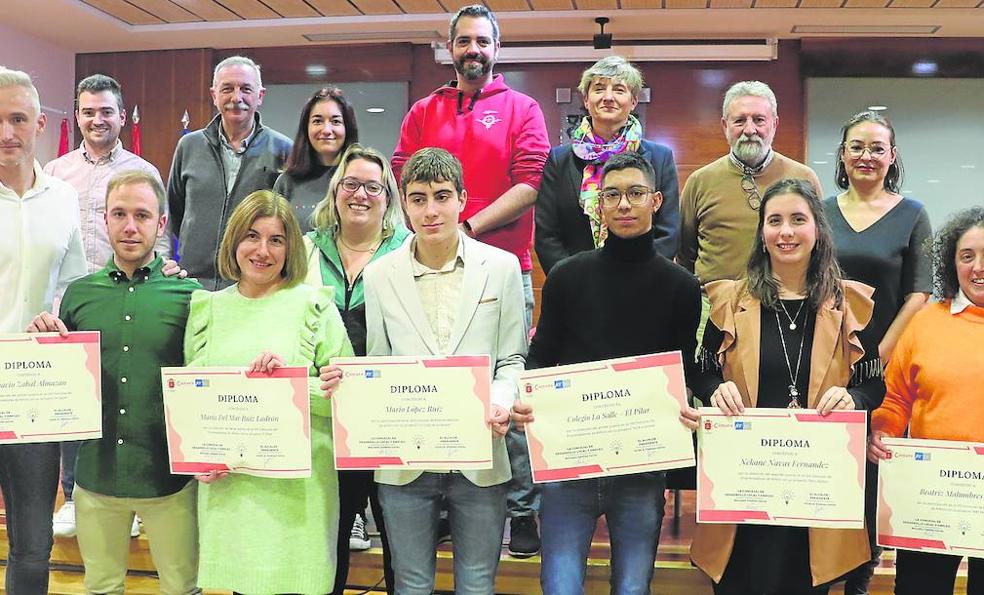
[896,550,984,595]
[332,470,394,595]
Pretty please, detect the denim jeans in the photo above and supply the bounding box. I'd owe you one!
[378,473,507,595]
[0,442,61,594]
[541,472,666,595]
[60,440,81,499]
[506,272,539,518]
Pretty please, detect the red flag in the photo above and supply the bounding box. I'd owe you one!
[57,118,69,157]
[131,105,142,156]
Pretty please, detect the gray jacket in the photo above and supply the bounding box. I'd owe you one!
[167,113,292,290]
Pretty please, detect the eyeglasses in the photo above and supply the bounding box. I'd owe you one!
[741,175,761,211]
[598,186,653,208]
[844,144,890,159]
[339,177,386,197]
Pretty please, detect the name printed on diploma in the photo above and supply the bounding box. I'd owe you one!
[162,367,312,478]
[521,352,695,483]
[332,356,493,471]
[878,437,984,557]
[0,333,103,444]
[698,409,866,529]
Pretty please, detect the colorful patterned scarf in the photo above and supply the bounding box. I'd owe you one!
[572,115,643,247]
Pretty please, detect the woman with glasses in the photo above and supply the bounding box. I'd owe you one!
[274,86,359,233]
[823,111,932,595]
[682,178,882,595]
[303,144,409,594]
[868,207,984,595]
[534,55,680,276]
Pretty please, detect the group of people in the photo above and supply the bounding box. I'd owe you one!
[0,3,982,595]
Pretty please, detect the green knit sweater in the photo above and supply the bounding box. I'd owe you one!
[184,283,353,593]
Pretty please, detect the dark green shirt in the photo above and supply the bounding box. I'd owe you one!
[59,256,201,498]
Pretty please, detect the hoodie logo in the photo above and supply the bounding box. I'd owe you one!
[477,110,502,130]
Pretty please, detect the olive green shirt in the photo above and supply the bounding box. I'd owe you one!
[59,255,201,498]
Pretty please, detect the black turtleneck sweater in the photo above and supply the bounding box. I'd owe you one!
[527,230,702,382]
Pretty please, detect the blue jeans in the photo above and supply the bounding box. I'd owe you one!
[60,440,81,499]
[507,272,539,518]
[541,472,666,595]
[0,442,61,594]
[378,473,506,595]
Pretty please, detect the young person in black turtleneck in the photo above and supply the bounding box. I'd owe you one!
[515,151,701,594]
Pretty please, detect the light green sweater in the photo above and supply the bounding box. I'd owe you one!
[184,283,353,593]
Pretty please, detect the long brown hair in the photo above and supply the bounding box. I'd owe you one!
[284,86,359,179]
[745,178,844,309]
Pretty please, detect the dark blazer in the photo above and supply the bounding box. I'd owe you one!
[534,139,680,275]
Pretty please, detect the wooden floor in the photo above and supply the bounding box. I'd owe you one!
[0,490,971,594]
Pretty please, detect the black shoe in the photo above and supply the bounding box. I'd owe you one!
[507,516,540,558]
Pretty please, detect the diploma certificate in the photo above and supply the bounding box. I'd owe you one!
[519,352,695,483]
[697,408,866,529]
[161,366,312,478]
[0,332,102,444]
[878,437,984,557]
[331,355,493,471]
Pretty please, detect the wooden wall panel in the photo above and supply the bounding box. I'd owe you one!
[216,44,417,83]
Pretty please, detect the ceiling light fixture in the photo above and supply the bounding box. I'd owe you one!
[366,107,385,113]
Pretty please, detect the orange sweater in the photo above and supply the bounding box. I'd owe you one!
[872,301,984,441]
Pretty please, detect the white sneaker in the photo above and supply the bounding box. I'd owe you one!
[349,514,371,551]
[130,514,141,538]
[53,500,77,538]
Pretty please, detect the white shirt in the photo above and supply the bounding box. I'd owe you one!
[0,161,87,332]
[951,288,974,314]
[410,235,465,354]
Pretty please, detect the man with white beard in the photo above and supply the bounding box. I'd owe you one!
[677,81,822,313]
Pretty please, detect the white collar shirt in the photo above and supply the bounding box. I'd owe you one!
[0,161,87,332]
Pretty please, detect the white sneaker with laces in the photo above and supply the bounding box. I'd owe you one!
[53,500,77,538]
[130,514,141,538]
[349,514,371,551]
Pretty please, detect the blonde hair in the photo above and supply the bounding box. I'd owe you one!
[105,170,166,214]
[0,66,41,115]
[217,191,307,287]
[312,144,404,238]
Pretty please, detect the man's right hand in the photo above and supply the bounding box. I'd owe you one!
[26,312,69,336]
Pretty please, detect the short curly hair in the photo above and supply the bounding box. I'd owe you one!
[932,206,984,300]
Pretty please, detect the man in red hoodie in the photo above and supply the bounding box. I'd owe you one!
[391,4,550,559]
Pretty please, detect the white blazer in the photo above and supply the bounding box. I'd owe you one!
[364,233,528,487]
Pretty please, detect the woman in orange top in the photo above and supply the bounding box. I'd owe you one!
[868,206,984,594]
[681,178,880,594]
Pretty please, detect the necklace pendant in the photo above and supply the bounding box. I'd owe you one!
[787,398,801,409]
[789,322,796,330]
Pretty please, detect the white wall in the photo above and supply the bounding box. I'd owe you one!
[807,77,984,228]
[0,22,75,164]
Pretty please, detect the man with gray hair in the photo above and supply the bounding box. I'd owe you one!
[0,65,87,594]
[678,80,822,290]
[167,55,291,290]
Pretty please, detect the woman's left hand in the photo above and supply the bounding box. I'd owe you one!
[487,405,510,438]
[816,386,855,416]
[248,352,286,374]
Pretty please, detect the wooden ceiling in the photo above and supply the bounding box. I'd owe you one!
[82,0,984,25]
